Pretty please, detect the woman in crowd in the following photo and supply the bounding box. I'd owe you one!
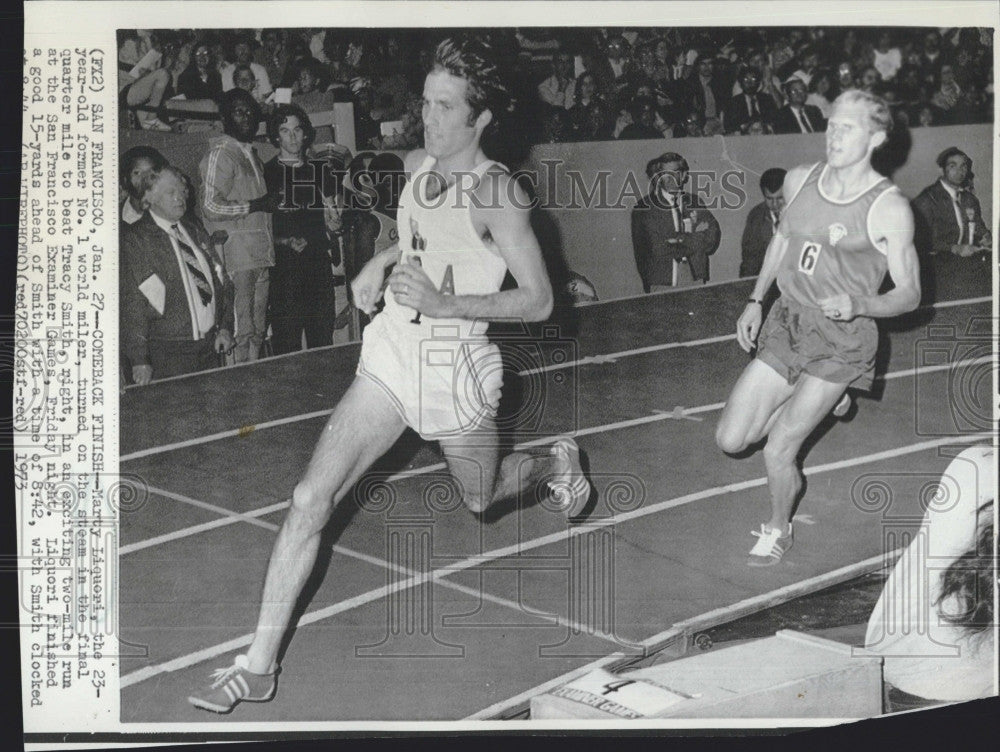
[263,105,338,355]
[568,71,612,140]
[118,30,174,131]
[177,41,223,103]
[805,68,836,119]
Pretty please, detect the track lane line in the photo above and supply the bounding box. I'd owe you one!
[120,430,991,689]
[119,297,991,463]
[121,354,994,556]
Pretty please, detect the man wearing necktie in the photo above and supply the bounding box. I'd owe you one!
[631,151,722,291]
[121,166,234,384]
[773,77,827,135]
[912,146,991,259]
[724,67,777,135]
[740,168,787,277]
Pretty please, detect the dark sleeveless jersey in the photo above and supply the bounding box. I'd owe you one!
[778,162,898,308]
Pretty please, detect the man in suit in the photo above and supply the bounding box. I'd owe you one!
[631,151,721,291]
[773,77,826,135]
[740,167,787,277]
[675,54,732,125]
[911,147,992,258]
[724,66,778,134]
[121,165,234,384]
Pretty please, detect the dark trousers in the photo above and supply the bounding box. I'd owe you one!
[148,336,218,379]
[268,246,336,355]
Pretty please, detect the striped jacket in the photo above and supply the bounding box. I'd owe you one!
[198,133,274,273]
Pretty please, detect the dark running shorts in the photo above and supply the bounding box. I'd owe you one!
[756,295,879,390]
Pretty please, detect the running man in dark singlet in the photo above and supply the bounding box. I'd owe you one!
[715,90,921,566]
[187,37,592,713]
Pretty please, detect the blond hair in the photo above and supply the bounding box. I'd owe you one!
[832,89,893,134]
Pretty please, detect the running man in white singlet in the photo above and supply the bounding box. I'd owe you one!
[715,90,921,567]
[187,37,592,713]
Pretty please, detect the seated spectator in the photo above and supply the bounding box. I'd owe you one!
[118,30,173,131]
[177,41,223,103]
[263,105,337,354]
[568,72,612,140]
[788,45,821,88]
[590,35,634,99]
[221,35,273,104]
[231,64,269,109]
[911,147,992,258]
[120,165,234,384]
[291,58,337,114]
[865,445,996,713]
[538,51,577,110]
[856,65,882,95]
[744,119,773,135]
[678,53,731,123]
[772,77,826,134]
[674,109,705,138]
[631,151,721,291]
[739,167,786,278]
[724,66,777,134]
[120,146,168,225]
[617,96,665,140]
[257,29,290,93]
[912,102,940,128]
[872,31,903,82]
[805,69,836,119]
[930,63,964,118]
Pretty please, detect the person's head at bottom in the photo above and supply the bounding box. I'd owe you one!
[760,167,787,217]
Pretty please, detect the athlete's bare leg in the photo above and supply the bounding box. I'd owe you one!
[244,376,407,673]
[439,420,563,514]
[716,359,798,455]
[760,373,845,531]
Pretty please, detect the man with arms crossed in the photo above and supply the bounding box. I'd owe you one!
[715,90,920,566]
[188,37,591,712]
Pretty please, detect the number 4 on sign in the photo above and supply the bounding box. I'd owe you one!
[601,679,637,695]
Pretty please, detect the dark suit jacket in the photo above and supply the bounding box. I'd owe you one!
[724,91,778,134]
[911,180,989,255]
[740,201,778,277]
[674,74,733,121]
[631,192,722,290]
[120,212,234,368]
[772,104,826,135]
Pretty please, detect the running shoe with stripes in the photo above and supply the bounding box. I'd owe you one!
[187,654,277,713]
[747,523,794,567]
[548,438,592,519]
[832,392,851,418]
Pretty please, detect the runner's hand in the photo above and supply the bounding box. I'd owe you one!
[388,262,447,318]
[818,293,858,321]
[352,255,389,315]
[736,303,763,352]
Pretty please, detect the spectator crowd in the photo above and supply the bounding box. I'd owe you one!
[119,26,993,145]
[119,26,994,386]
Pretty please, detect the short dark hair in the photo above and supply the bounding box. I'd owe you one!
[266,104,316,151]
[936,146,971,171]
[431,36,510,126]
[760,167,787,194]
[120,146,167,194]
[220,88,262,133]
[646,152,688,179]
[232,63,255,83]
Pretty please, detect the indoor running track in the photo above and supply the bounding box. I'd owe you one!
[119,265,994,722]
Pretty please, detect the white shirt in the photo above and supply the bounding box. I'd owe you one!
[938,179,968,240]
[220,61,273,102]
[537,75,576,109]
[873,48,902,81]
[150,212,216,339]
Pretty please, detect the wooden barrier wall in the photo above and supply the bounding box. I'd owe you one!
[523,124,994,300]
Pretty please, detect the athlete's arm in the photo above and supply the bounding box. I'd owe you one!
[351,149,427,313]
[735,164,810,352]
[391,171,553,322]
[818,191,921,320]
